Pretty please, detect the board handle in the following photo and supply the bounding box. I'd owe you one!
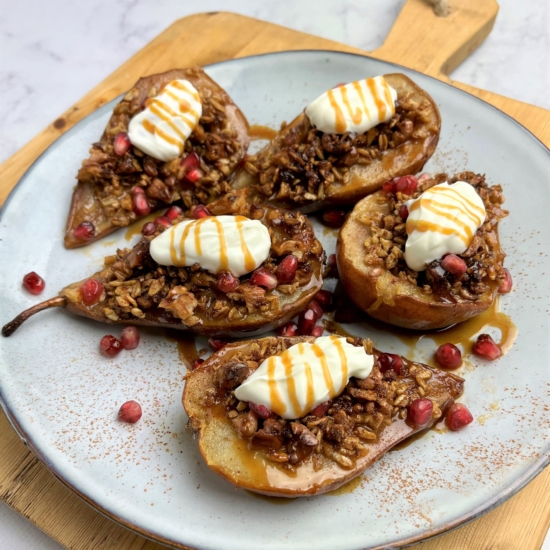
[373,0,499,80]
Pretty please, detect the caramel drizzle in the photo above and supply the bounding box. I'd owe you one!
[282,347,300,417]
[340,85,362,125]
[165,89,200,121]
[353,81,369,122]
[267,357,286,415]
[235,215,256,272]
[211,217,229,271]
[327,88,347,133]
[194,217,209,258]
[149,100,195,134]
[178,221,195,266]
[330,336,349,391]
[171,80,200,101]
[381,79,395,116]
[311,343,337,399]
[303,361,315,415]
[366,77,387,123]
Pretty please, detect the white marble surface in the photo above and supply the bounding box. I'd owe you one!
[0,0,549,548]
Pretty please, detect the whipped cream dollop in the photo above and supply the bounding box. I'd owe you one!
[305,76,397,135]
[404,181,486,272]
[235,336,373,420]
[128,79,202,162]
[149,215,271,277]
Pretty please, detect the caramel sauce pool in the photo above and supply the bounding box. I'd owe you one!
[125,211,159,241]
[249,125,277,141]
[164,330,198,369]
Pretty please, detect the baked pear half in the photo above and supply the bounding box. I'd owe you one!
[336,172,508,330]
[3,191,323,338]
[65,67,250,248]
[183,335,464,497]
[231,74,440,212]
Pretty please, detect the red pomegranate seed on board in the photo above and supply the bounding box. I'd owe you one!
[80,279,103,305]
[22,272,45,295]
[132,192,151,216]
[322,210,346,227]
[217,271,240,293]
[382,179,398,194]
[100,335,122,357]
[118,400,142,423]
[278,322,298,337]
[407,398,433,428]
[311,401,330,416]
[113,132,131,156]
[164,205,183,222]
[249,402,274,419]
[441,254,467,276]
[498,268,513,294]
[154,216,172,229]
[395,175,418,196]
[120,326,140,350]
[73,221,95,241]
[377,353,403,375]
[181,152,200,173]
[315,289,334,311]
[142,222,157,236]
[435,343,462,369]
[472,334,501,360]
[208,338,227,351]
[297,308,316,335]
[445,403,473,431]
[192,205,210,219]
[276,255,298,283]
[307,300,323,320]
[399,205,409,220]
[311,325,324,338]
[250,268,278,290]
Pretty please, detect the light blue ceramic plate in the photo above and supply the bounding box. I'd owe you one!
[1,51,549,550]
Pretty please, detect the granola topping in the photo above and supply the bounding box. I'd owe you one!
[361,172,508,301]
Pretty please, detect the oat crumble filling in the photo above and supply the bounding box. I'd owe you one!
[244,97,429,205]
[207,337,462,470]
[361,172,508,301]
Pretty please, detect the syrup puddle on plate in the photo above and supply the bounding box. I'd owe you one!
[249,124,278,141]
[125,211,159,241]
[164,330,199,370]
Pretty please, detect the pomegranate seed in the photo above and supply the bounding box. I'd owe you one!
[445,403,473,431]
[377,353,403,375]
[311,325,324,338]
[184,168,203,183]
[472,334,501,360]
[181,152,200,173]
[276,255,298,284]
[399,205,409,220]
[307,300,323,320]
[164,205,183,222]
[118,400,142,423]
[322,210,346,227]
[278,322,298,337]
[191,204,211,219]
[142,222,157,236]
[208,338,227,351]
[311,401,330,416]
[191,358,204,370]
[73,221,95,241]
[297,308,316,335]
[113,132,131,156]
[120,326,140,350]
[80,278,103,305]
[395,175,418,196]
[217,271,240,293]
[498,268,513,294]
[100,335,122,357]
[250,268,278,289]
[417,173,431,182]
[382,179,398,194]
[132,192,151,216]
[435,343,462,369]
[408,398,434,428]
[315,289,334,311]
[131,186,144,194]
[22,272,45,295]
[249,402,274,419]
[441,254,467,276]
[154,216,172,229]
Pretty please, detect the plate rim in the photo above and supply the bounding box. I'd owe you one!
[1,48,550,550]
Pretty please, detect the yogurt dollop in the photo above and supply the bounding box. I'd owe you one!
[235,336,373,420]
[404,181,486,272]
[128,79,202,162]
[305,76,397,135]
[150,215,271,277]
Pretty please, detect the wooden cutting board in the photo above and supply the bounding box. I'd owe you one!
[1,1,549,548]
